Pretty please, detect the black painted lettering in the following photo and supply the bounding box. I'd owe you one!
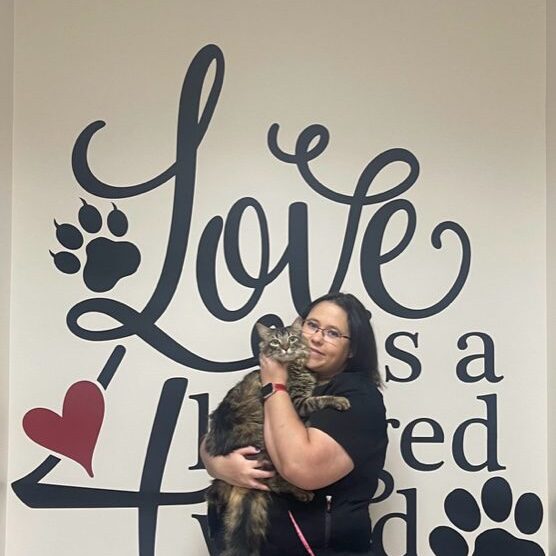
[188,393,210,470]
[360,199,471,318]
[385,332,421,383]
[401,418,444,471]
[372,488,417,556]
[456,332,502,383]
[452,394,505,472]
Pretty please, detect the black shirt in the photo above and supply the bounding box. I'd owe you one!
[261,372,388,555]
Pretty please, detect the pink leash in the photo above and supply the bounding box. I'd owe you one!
[288,510,316,556]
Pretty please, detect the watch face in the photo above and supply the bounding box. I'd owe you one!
[261,383,273,398]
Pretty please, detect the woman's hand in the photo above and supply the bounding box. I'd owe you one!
[202,444,275,491]
[259,354,288,384]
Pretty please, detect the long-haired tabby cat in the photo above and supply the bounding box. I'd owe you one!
[204,317,350,556]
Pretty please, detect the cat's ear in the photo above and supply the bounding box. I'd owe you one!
[291,316,303,332]
[256,322,272,341]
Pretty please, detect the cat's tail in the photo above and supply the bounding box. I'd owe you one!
[224,487,269,555]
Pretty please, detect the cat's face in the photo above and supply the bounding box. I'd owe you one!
[256,318,310,364]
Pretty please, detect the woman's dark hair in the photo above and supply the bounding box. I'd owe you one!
[300,292,381,386]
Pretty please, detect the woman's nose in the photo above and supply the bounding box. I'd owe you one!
[309,331,324,344]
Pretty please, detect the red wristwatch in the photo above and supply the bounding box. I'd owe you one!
[261,382,287,401]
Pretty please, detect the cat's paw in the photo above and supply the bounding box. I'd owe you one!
[295,491,314,503]
[332,396,350,411]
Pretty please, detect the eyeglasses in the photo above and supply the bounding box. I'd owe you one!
[302,319,350,343]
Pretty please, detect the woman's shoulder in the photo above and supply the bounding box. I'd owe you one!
[325,372,384,405]
[330,370,380,390]
[309,372,387,460]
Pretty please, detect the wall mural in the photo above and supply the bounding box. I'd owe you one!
[11,44,545,555]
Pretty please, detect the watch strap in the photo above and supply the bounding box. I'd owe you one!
[261,382,287,400]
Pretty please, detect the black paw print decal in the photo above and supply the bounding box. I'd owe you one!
[50,199,141,292]
[429,476,544,555]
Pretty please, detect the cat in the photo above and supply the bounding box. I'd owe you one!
[204,317,350,556]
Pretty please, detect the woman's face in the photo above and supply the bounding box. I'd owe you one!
[303,301,351,380]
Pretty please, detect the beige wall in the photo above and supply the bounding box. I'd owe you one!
[3,1,552,554]
[0,0,13,554]
[548,1,556,553]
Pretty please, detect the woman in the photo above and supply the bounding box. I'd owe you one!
[201,292,388,555]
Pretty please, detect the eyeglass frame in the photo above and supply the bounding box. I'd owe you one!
[302,319,350,343]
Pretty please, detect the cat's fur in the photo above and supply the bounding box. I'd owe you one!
[204,317,350,556]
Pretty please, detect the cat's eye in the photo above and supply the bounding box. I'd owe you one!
[288,336,298,343]
[269,340,280,348]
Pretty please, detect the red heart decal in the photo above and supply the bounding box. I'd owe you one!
[23,380,104,477]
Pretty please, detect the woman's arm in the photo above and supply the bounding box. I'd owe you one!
[260,356,354,491]
[200,437,275,490]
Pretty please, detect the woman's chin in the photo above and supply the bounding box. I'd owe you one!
[306,355,320,371]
